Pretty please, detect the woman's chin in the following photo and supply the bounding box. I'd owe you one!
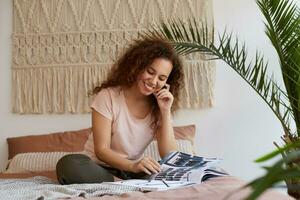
[142,90,153,96]
[139,88,154,96]
[139,86,154,96]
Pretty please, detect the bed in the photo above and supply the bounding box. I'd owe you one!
[0,126,294,200]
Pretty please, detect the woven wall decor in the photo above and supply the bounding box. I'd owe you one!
[12,0,215,114]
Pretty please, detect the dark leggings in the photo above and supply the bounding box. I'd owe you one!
[56,154,147,185]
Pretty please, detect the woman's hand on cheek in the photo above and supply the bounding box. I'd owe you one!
[154,84,173,113]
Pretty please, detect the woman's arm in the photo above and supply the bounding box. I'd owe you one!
[156,111,178,158]
[92,109,160,174]
[154,86,178,158]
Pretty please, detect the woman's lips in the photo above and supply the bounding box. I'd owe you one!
[144,82,155,92]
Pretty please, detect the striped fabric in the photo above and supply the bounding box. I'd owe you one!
[4,152,78,173]
[143,139,195,161]
[5,140,194,173]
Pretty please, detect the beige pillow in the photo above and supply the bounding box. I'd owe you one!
[4,152,79,173]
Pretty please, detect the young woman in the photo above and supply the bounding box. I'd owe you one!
[56,37,184,184]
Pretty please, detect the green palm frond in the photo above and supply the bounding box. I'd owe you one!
[244,150,300,200]
[148,19,294,136]
[255,140,300,162]
[257,0,300,135]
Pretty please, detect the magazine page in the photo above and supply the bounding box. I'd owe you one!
[108,152,227,191]
[148,151,226,183]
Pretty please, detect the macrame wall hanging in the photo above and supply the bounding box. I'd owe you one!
[12,0,215,114]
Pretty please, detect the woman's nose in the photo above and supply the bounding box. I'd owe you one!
[149,76,158,86]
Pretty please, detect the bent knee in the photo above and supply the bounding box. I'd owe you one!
[57,154,89,166]
[56,154,90,184]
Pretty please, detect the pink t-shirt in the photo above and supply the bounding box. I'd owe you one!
[83,86,155,166]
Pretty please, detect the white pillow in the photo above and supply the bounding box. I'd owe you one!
[4,140,194,173]
[4,152,78,173]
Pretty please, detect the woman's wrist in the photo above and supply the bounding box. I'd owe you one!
[127,160,137,173]
[160,110,172,119]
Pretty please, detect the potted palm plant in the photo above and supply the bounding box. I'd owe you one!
[147,0,300,199]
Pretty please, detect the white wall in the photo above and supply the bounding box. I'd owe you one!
[0,0,287,182]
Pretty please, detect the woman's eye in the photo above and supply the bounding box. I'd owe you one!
[159,77,166,81]
[147,70,154,75]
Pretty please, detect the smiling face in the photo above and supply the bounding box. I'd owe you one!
[136,58,173,96]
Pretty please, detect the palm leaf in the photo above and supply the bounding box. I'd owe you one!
[257,0,300,132]
[148,20,293,136]
[244,150,300,200]
[255,140,300,162]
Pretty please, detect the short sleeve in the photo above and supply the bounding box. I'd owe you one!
[91,89,113,120]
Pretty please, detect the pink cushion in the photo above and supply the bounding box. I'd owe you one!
[7,128,91,159]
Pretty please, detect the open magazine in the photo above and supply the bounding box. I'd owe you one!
[109,151,228,192]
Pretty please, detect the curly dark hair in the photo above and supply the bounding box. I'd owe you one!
[92,36,184,128]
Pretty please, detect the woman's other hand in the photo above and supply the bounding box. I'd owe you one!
[130,156,161,175]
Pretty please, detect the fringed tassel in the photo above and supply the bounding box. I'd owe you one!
[12,60,215,114]
[180,60,216,109]
[12,65,110,114]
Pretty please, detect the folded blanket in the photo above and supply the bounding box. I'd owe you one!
[0,176,139,200]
